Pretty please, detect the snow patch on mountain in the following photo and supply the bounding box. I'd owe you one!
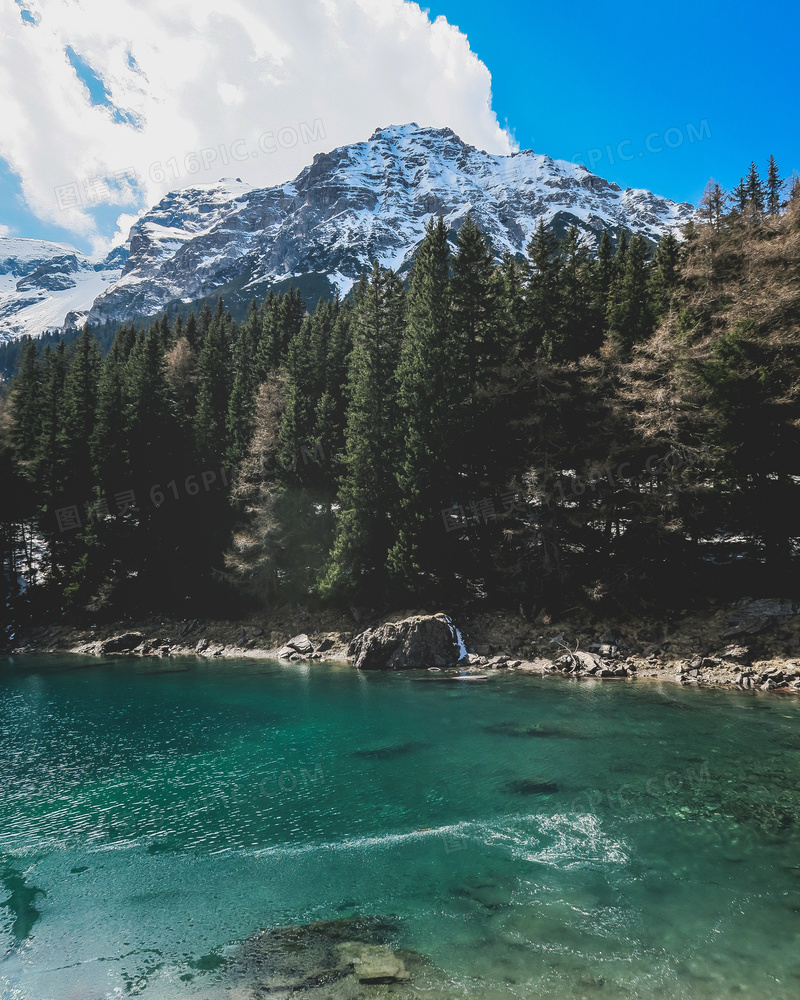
[0,237,125,342]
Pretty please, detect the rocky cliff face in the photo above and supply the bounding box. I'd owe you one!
[1,124,695,340]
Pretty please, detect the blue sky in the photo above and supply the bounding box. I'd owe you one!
[425,0,799,207]
[1,0,797,255]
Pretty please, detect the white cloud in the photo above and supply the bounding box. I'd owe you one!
[0,0,514,256]
[0,224,12,238]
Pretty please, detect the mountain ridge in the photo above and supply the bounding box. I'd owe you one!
[0,123,695,342]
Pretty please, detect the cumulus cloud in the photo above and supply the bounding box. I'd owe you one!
[0,224,12,238]
[0,0,514,255]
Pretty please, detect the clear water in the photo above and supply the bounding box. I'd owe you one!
[1,655,800,999]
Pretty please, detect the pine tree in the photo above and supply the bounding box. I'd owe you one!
[32,341,68,579]
[766,154,784,215]
[522,220,560,359]
[197,300,213,349]
[605,231,629,334]
[594,229,614,336]
[451,215,497,384]
[275,295,343,486]
[700,178,727,230]
[387,216,460,591]
[59,326,101,503]
[194,298,233,466]
[9,337,41,464]
[551,226,596,360]
[157,314,171,349]
[790,172,800,207]
[0,385,36,600]
[278,315,320,480]
[91,327,135,492]
[320,263,405,596]
[732,177,749,214]
[279,287,306,359]
[614,230,629,271]
[313,297,352,463]
[607,234,653,353]
[450,214,500,488]
[184,312,200,352]
[255,291,281,377]
[745,161,766,215]
[649,232,681,321]
[226,299,261,468]
[126,323,173,486]
[33,341,68,508]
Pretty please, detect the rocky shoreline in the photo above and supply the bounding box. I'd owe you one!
[5,597,800,695]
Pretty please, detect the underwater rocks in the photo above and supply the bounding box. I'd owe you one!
[231,916,429,997]
[0,863,46,944]
[504,778,560,796]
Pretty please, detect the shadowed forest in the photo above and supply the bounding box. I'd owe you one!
[1,162,798,628]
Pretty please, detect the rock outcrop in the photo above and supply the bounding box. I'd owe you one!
[99,632,145,656]
[349,614,467,670]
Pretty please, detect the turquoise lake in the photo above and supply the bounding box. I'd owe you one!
[2,655,800,999]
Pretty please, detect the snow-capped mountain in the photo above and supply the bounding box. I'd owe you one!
[1,124,694,340]
[0,238,126,343]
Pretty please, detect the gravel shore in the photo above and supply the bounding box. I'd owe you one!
[6,597,800,694]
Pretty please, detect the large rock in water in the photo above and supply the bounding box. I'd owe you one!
[348,614,466,670]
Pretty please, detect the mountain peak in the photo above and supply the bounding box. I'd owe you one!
[0,124,695,341]
[368,122,460,143]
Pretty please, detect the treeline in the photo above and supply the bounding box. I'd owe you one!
[0,293,307,612]
[2,159,799,619]
[0,320,123,382]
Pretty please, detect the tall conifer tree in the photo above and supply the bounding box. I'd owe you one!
[194,299,233,466]
[9,337,41,464]
[766,155,783,215]
[387,216,460,591]
[320,264,405,596]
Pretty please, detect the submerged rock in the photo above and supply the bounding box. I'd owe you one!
[483,721,589,740]
[451,877,515,910]
[336,942,410,983]
[231,915,429,997]
[351,741,427,760]
[504,778,559,795]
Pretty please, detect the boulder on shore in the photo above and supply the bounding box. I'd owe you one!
[349,614,466,670]
[276,633,315,659]
[100,632,145,656]
[286,633,314,655]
